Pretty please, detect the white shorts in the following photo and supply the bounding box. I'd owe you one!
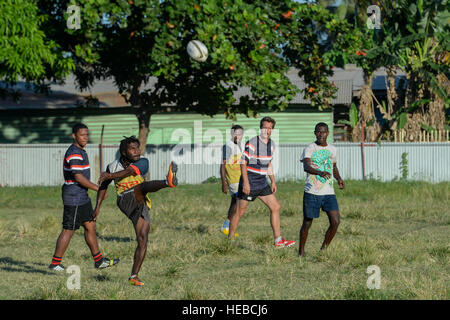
[228,183,239,197]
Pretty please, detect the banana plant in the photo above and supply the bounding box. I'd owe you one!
[337,102,358,128]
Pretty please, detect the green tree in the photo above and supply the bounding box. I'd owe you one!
[319,0,449,142]
[38,0,351,151]
[0,0,74,100]
[384,0,449,141]
[317,0,383,141]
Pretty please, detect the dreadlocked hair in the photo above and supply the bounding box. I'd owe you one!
[119,136,140,158]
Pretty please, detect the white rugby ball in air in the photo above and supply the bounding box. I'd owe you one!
[187,40,208,62]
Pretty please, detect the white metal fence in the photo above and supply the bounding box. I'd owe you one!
[0,142,449,187]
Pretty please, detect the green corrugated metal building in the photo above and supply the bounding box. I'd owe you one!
[0,107,333,144]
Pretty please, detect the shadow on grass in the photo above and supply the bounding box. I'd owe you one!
[0,257,55,275]
[97,235,133,243]
[92,274,112,282]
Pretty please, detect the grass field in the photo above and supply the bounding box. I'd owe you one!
[0,180,448,300]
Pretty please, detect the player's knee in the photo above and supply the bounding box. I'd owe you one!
[137,232,148,245]
[301,220,312,230]
[267,199,281,213]
[331,214,340,228]
[274,202,281,212]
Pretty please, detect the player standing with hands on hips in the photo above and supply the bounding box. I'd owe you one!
[299,122,345,257]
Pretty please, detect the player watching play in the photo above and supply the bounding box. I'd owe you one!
[227,117,296,247]
[298,122,345,257]
[93,136,177,286]
[220,124,244,236]
[49,123,119,271]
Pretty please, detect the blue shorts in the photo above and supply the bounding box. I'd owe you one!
[302,192,339,219]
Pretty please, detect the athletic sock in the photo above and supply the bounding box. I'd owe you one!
[51,255,62,266]
[93,251,103,263]
[274,236,283,244]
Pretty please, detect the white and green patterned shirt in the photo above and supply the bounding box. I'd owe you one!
[300,143,338,195]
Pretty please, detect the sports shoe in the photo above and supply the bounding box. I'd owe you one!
[129,276,144,286]
[221,226,229,235]
[166,161,178,188]
[48,264,65,271]
[222,228,239,237]
[274,238,296,248]
[221,220,239,237]
[221,220,229,235]
[95,257,120,269]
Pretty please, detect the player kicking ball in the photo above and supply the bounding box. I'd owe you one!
[298,122,345,257]
[94,136,178,286]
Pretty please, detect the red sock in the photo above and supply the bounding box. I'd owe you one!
[93,251,103,262]
[51,255,62,265]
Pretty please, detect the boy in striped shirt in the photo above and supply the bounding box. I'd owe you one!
[49,123,119,271]
[228,117,295,247]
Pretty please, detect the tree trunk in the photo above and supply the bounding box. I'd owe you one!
[133,105,152,155]
[377,66,398,140]
[385,65,398,118]
[352,71,380,142]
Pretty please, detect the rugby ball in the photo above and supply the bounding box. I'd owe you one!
[187,40,208,62]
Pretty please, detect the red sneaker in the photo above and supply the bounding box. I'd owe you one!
[129,276,144,286]
[166,161,178,188]
[274,238,296,248]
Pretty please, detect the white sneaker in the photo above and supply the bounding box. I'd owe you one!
[48,264,65,271]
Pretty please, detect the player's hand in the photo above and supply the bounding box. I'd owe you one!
[98,172,111,185]
[92,208,100,222]
[319,171,331,179]
[243,182,250,195]
[222,183,228,194]
[338,178,345,189]
[271,182,277,194]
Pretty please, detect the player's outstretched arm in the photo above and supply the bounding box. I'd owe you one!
[98,166,136,185]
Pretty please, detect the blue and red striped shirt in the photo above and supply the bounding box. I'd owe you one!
[241,136,275,190]
[62,144,91,206]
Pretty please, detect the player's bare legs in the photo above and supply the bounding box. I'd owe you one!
[131,216,150,278]
[227,196,238,221]
[320,210,340,251]
[134,180,167,204]
[258,194,281,239]
[53,229,75,258]
[82,220,100,255]
[298,218,313,256]
[228,199,249,238]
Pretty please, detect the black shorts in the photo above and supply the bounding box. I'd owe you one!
[237,183,273,202]
[62,200,94,230]
[117,188,151,228]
